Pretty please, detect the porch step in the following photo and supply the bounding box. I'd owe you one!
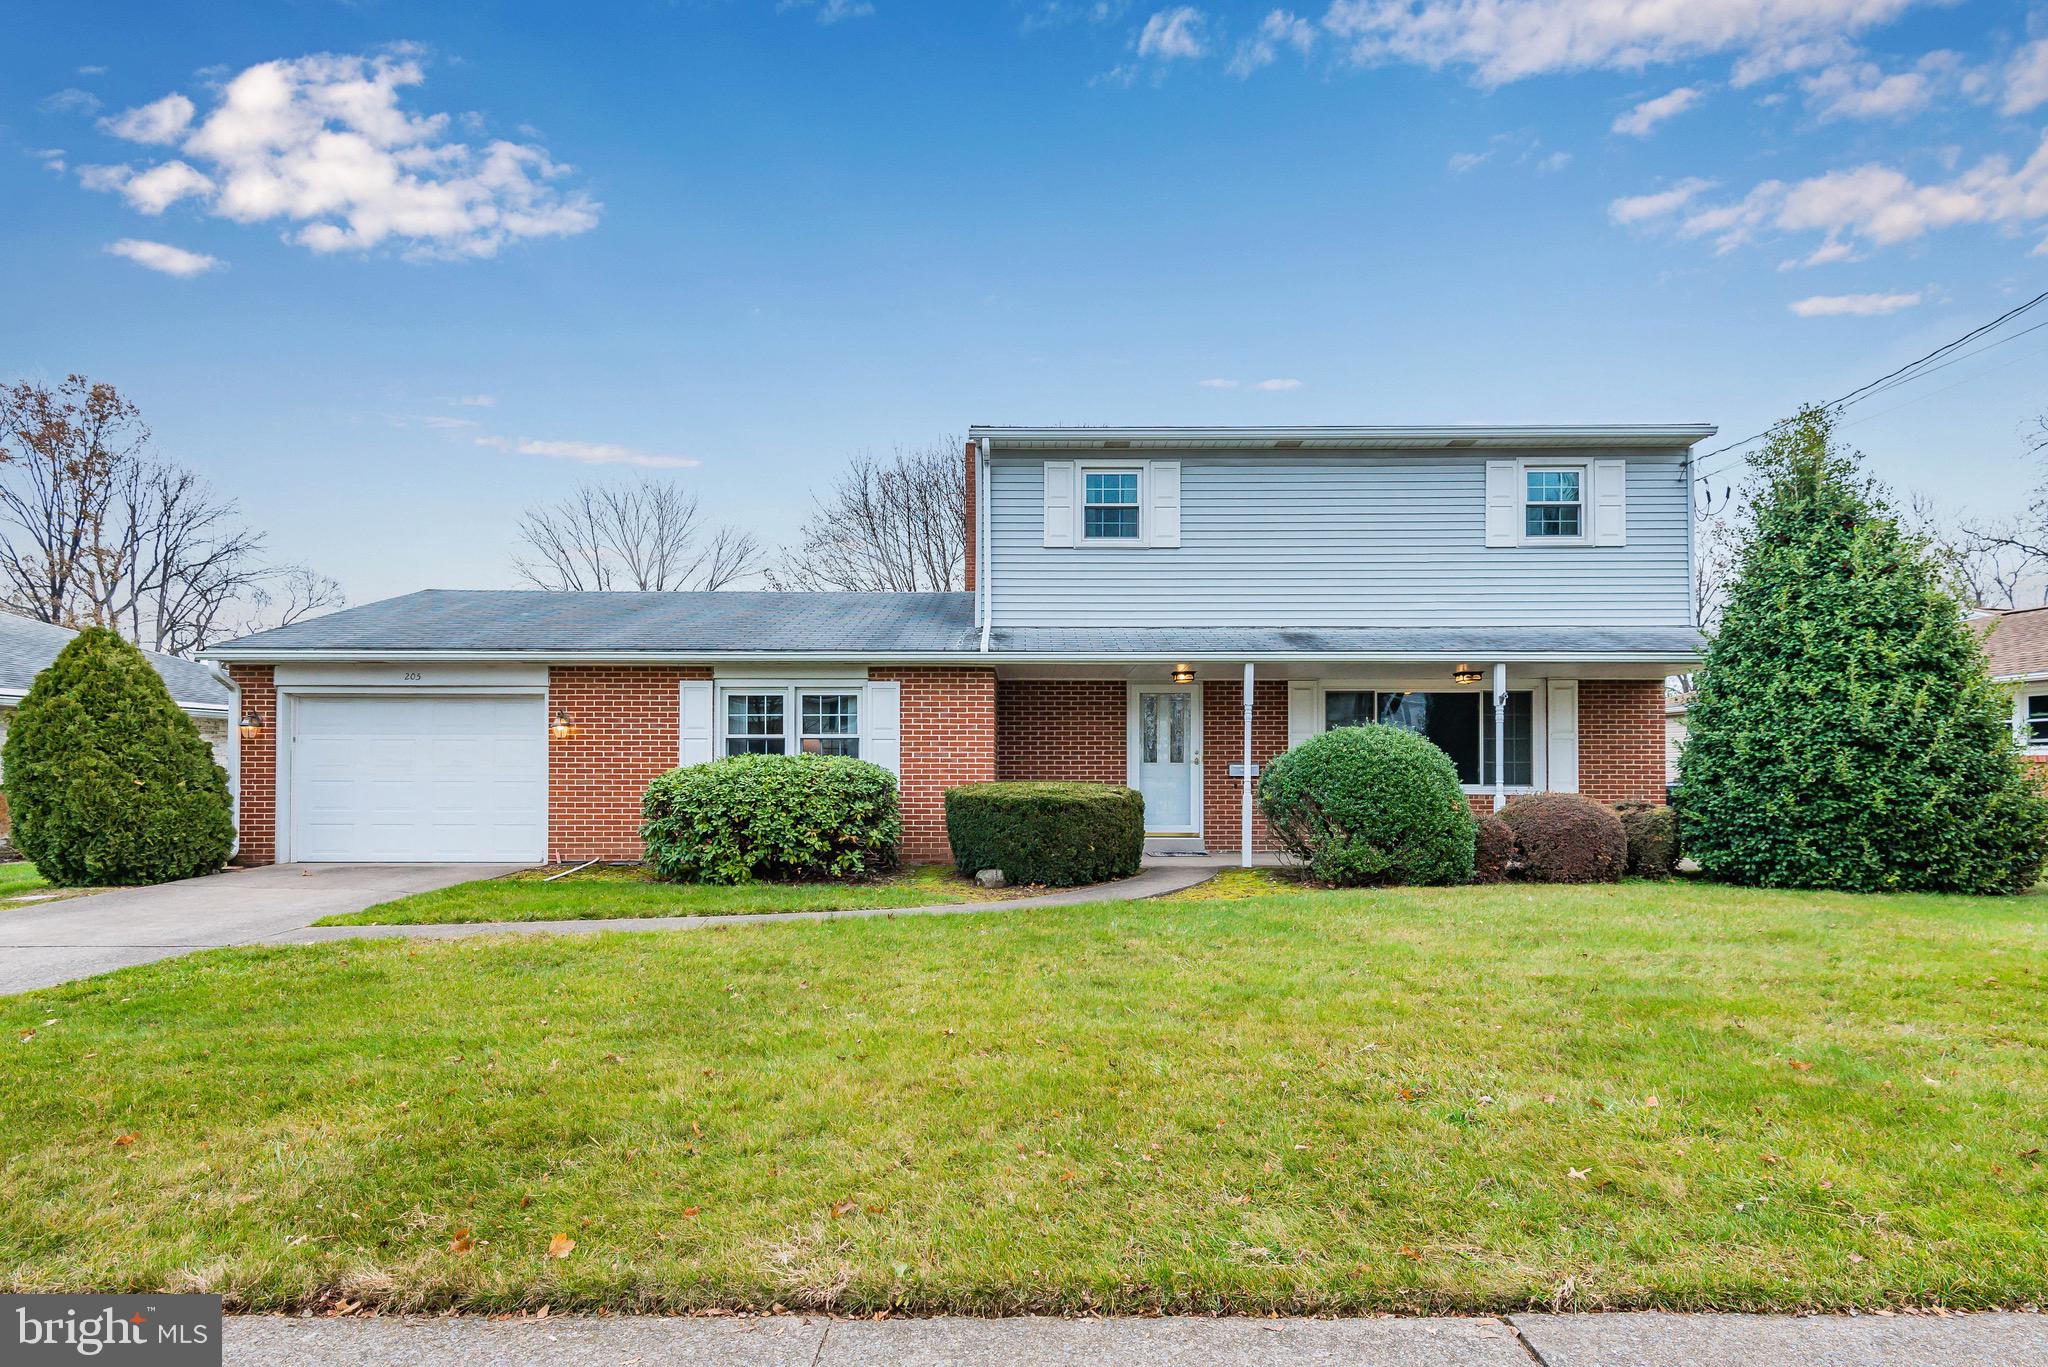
[1144,837,1209,857]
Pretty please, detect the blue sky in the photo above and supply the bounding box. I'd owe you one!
[6,0,2048,605]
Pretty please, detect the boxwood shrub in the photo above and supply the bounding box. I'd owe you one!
[1500,794,1626,883]
[944,781,1143,887]
[1257,724,1475,886]
[641,753,900,885]
[2,626,233,886]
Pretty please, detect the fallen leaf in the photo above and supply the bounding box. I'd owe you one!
[112,1133,138,1147]
[1644,1095,1660,1108]
[682,1206,700,1218]
[1848,1253,1866,1265]
[449,1234,475,1253]
[545,1234,575,1260]
[1567,1167,1589,1181]
[1788,1060,1812,1072]
[830,1200,858,1219]
[1397,1245,1423,1262]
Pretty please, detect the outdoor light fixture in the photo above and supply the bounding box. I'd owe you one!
[238,709,263,734]
[1171,664,1196,684]
[551,710,573,738]
[1452,664,1485,685]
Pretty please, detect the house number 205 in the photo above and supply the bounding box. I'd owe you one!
[401,671,422,681]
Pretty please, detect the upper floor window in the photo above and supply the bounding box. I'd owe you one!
[1524,467,1583,539]
[1083,470,1142,540]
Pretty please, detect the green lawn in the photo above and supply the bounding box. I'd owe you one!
[4,878,2045,1315]
[0,861,49,899]
[316,862,1025,926]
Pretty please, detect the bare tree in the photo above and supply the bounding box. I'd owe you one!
[513,479,761,591]
[0,375,147,624]
[771,439,966,592]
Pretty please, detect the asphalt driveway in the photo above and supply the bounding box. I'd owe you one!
[0,863,527,996]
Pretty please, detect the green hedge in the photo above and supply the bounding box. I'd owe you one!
[641,753,900,885]
[944,782,1143,887]
[1257,725,1475,886]
[2,626,233,886]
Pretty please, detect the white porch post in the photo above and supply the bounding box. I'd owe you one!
[1241,661,1254,867]
[1491,663,1508,814]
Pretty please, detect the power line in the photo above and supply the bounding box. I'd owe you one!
[1690,288,2048,484]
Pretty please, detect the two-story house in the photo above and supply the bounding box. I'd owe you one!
[202,424,1709,866]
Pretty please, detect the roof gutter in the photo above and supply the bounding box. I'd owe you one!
[969,424,1719,451]
[198,647,1703,666]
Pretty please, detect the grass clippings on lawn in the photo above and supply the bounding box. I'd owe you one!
[3,880,2045,1315]
[316,862,1032,926]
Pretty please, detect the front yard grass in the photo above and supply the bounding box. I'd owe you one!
[316,862,1026,926]
[4,879,2045,1314]
[0,861,49,900]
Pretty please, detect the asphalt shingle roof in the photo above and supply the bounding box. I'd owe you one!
[206,590,1700,659]
[0,614,228,709]
[1978,608,2048,678]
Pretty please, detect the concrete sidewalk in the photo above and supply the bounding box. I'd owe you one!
[225,1311,2047,1365]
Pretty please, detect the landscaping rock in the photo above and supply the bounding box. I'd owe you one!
[975,869,1007,889]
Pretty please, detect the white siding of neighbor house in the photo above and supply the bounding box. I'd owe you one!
[987,449,1694,627]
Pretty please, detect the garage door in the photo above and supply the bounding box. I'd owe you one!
[288,695,547,862]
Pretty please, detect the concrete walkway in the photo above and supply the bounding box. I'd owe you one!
[226,1311,2047,1365]
[274,858,1224,945]
[0,863,526,995]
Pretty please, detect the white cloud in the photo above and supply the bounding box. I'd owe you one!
[99,93,194,144]
[28,147,66,174]
[1138,6,1208,60]
[474,435,700,469]
[1607,176,1715,224]
[1447,149,1490,174]
[77,65,107,76]
[1800,55,1951,121]
[1320,0,1927,87]
[1228,9,1316,77]
[40,87,102,115]
[451,393,497,406]
[1255,377,1303,390]
[81,49,600,260]
[1535,149,1572,172]
[779,0,875,21]
[2004,39,2048,115]
[1612,86,1703,137]
[105,238,222,277]
[1198,377,1239,388]
[1788,291,1922,316]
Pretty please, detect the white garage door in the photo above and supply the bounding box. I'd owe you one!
[288,695,547,862]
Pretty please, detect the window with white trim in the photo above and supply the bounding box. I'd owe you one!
[2026,693,2048,748]
[1322,689,1534,786]
[721,687,862,758]
[1524,466,1584,540]
[1082,469,1141,541]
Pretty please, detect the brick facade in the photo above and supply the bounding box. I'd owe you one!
[1200,678,1292,852]
[872,666,998,861]
[226,664,276,865]
[1579,679,1669,805]
[995,680,1125,782]
[547,665,707,861]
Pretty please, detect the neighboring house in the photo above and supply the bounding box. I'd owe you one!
[1665,696,1689,785]
[0,613,232,828]
[1977,606,2048,758]
[200,424,1711,866]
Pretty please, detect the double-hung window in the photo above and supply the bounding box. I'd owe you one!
[1321,689,1534,787]
[722,688,862,758]
[1082,470,1141,541]
[2026,694,2048,748]
[1524,467,1584,540]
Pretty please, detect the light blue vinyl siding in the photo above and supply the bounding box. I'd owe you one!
[988,450,1693,628]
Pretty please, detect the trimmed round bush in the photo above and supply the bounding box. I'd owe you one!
[1473,814,1515,884]
[944,782,1143,887]
[1257,725,1475,886]
[641,753,900,885]
[2,626,233,886]
[1500,794,1625,884]
[1617,801,1680,879]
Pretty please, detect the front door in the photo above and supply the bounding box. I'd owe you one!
[1131,686,1200,834]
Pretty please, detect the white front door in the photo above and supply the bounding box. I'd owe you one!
[1131,686,1200,834]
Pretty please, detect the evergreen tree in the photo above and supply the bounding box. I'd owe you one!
[2,627,233,885]
[1677,406,2048,893]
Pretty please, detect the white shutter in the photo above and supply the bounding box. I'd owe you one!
[1287,681,1320,749]
[1593,459,1627,546]
[1546,679,1579,793]
[679,680,714,766]
[1485,460,1519,547]
[1148,460,1181,548]
[865,679,902,779]
[1043,460,1075,547]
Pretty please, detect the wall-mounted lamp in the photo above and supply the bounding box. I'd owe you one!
[550,710,573,738]
[1451,664,1485,686]
[238,709,264,735]
[1171,664,1196,684]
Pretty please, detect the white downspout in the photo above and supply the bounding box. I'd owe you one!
[1241,661,1254,867]
[204,660,241,859]
[1491,663,1508,814]
[977,437,993,653]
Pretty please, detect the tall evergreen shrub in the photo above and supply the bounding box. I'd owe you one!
[1676,406,2048,893]
[3,627,234,885]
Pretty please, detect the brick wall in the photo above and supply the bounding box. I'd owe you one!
[547,665,708,861]
[1580,679,1669,805]
[872,666,998,861]
[995,679,1126,782]
[1201,678,1291,853]
[226,664,276,865]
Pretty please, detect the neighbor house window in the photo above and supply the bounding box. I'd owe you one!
[722,687,864,758]
[2028,694,2048,747]
[1323,690,1534,787]
[800,692,861,757]
[1082,470,1141,540]
[724,692,786,755]
[1524,467,1583,539]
